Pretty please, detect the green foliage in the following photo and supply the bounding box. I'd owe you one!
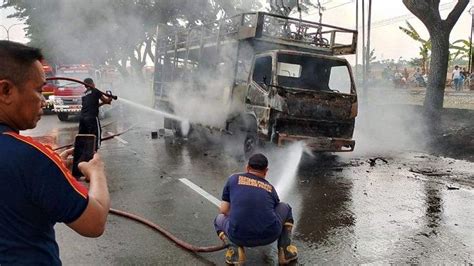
[399,21,471,70]
[369,48,376,63]
[268,0,315,16]
[450,38,470,62]
[1,0,262,79]
[399,20,431,73]
[409,57,423,67]
[399,21,428,44]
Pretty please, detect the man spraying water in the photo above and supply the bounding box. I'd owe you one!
[214,153,298,265]
[78,78,114,150]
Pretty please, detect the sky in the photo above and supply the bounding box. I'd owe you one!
[1,0,473,64]
[303,0,473,64]
[0,6,26,43]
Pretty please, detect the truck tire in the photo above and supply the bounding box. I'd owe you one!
[164,117,186,138]
[227,114,259,157]
[163,117,173,130]
[244,130,258,157]
[243,118,258,157]
[173,120,183,138]
[57,113,69,121]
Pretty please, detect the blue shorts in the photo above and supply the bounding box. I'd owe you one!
[214,202,293,247]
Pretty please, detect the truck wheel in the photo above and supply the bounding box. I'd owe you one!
[164,117,190,138]
[57,113,69,121]
[163,117,173,130]
[227,114,259,157]
[244,131,258,157]
[242,116,258,157]
[172,120,183,138]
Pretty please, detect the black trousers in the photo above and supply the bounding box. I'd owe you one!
[78,116,101,150]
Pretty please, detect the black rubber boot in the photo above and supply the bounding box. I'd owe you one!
[278,222,298,265]
[219,232,246,265]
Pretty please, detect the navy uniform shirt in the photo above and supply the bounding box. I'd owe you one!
[222,172,281,245]
[80,88,102,118]
[0,124,89,265]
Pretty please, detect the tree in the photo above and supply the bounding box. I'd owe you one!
[403,0,469,121]
[268,0,315,17]
[399,21,431,74]
[450,38,470,62]
[368,48,377,63]
[409,57,424,68]
[1,0,262,80]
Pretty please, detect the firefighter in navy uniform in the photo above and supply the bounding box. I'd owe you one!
[78,78,113,150]
[214,153,298,265]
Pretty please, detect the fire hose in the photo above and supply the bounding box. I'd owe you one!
[49,112,226,252]
[46,76,118,100]
[109,208,226,253]
[52,125,134,151]
[55,130,226,252]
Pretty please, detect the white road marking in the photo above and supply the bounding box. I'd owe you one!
[179,178,220,207]
[106,131,128,144]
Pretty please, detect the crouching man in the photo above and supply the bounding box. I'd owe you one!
[214,153,297,265]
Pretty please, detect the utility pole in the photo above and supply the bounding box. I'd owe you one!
[355,0,359,80]
[365,0,372,95]
[361,0,366,93]
[469,6,474,73]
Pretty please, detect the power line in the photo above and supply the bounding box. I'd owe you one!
[371,1,457,28]
[303,0,460,30]
[304,0,354,16]
[326,0,354,11]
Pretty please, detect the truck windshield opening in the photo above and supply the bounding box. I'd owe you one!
[277,54,352,94]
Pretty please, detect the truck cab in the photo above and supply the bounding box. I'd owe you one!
[245,50,357,152]
[41,62,58,111]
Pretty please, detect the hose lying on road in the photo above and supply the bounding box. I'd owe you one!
[109,208,227,253]
[52,124,226,253]
[53,125,134,151]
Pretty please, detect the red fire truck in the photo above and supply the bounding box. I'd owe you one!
[41,61,57,111]
[50,64,97,121]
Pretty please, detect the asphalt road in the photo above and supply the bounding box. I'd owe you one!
[23,101,474,265]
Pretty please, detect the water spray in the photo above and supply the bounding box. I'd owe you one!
[47,77,191,136]
[273,142,305,200]
[117,98,191,137]
[117,97,184,122]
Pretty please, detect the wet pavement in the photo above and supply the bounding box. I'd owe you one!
[23,101,474,265]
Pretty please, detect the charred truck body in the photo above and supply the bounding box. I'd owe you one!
[153,12,358,154]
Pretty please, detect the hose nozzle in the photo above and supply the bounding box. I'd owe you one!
[105,90,118,100]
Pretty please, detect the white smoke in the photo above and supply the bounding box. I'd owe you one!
[352,86,430,156]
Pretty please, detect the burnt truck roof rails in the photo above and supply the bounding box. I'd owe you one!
[154,12,357,58]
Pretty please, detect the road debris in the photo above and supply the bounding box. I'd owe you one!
[409,167,449,177]
[446,184,460,190]
[368,157,388,166]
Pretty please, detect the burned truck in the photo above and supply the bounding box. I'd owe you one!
[153,12,358,154]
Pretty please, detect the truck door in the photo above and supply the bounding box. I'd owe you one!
[246,55,273,135]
